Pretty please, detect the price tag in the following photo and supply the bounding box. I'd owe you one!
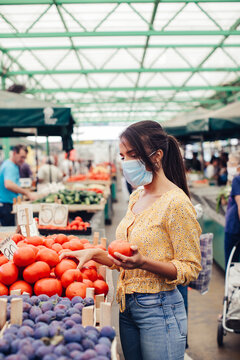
[17,205,33,226]
[39,204,68,227]
[0,237,18,260]
[20,220,39,237]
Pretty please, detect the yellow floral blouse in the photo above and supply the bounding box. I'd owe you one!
[113,188,202,312]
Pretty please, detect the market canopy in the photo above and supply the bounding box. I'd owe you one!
[0,90,74,151]
[0,0,240,127]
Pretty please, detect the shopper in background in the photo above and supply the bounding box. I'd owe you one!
[60,120,201,360]
[0,144,36,226]
[60,152,73,178]
[19,160,33,179]
[205,155,219,181]
[38,156,63,184]
[224,150,240,268]
[190,151,202,171]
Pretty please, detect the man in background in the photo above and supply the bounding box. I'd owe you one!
[38,156,63,184]
[0,145,36,226]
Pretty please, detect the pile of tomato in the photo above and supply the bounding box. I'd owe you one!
[0,233,108,300]
[37,216,90,231]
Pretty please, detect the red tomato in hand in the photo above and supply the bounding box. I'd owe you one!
[23,261,50,284]
[55,259,77,279]
[0,262,19,285]
[61,269,82,288]
[34,278,62,297]
[108,240,133,259]
[10,280,33,296]
[13,246,36,267]
[81,268,98,282]
[66,282,87,300]
[93,279,109,296]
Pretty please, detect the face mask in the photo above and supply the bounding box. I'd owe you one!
[122,159,153,187]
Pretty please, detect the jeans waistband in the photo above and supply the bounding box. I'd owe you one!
[126,288,183,306]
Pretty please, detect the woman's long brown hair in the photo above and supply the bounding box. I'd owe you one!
[120,120,190,198]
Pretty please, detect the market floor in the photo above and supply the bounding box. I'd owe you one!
[105,180,240,360]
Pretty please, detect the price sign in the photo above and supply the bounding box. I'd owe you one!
[0,236,18,260]
[39,204,68,227]
[20,220,39,237]
[17,205,33,226]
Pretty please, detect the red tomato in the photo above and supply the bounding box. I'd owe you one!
[55,234,69,245]
[52,243,63,253]
[23,261,50,284]
[0,282,8,295]
[55,259,77,279]
[34,278,62,297]
[0,255,9,267]
[27,245,39,257]
[93,280,109,296]
[12,234,25,244]
[36,248,60,268]
[81,268,98,282]
[68,240,84,251]
[82,260,97,271]
[0,262,19,285]
[62,242,71,249]
[61,269,83,288]
[17,240,27,247]
[108,240,133,259]
[25,236,44,246]
[97,274,105,281]
[66,282,87,300]
[82,278,94,288]
[44,238,55,249]
[10,280,33,296]
[80,238,90,244]
[13,246,36,267]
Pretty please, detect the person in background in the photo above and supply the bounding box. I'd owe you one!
[224,150,240,268]
[191,152,202,172]
[60,152,73,178]
[205,156,219,181]
[38,156,63,184]
[19,161,33,179]
[0,145,36,226]
[60,120,201,360]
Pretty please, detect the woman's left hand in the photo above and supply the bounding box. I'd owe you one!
[108,245,145,269]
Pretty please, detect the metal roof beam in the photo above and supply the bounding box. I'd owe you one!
[59,99,221,105]
[1,0,240,4]
[26,86,240,93]
[1,30,239,38]
[2,44,240,51]
[4,67,240,76]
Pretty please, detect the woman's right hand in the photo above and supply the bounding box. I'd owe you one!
[59,248,99,269]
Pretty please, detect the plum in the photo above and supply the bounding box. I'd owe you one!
[45,310,56,320]
[99,326,116,341]
[38,294,49,302]
[84,298,94,307]
[18,343,35,360]
[74,303,84,312]
[5,326,19,335]
[50,294,59,301]
[78,349,97,359]
[84,326,99,334]
[67,308,80,316]
[66,343,83,352]
[54,344,69,357]
[64,328,84,343]
[71,296,84,305]
[0,338,10,354]
[95,356,109,360]
[17,326,34,339]
[35,313,52,324]
[98,337,111,348]
[95,344,111,358]
[70,314,82,324]
[35,321,49,329]
[43,355,58,360]
[22,319,35,328]
[81,339,95,350]
[35,345,54,358]
[64,319,75,329]
[11,339,21,354]
[41,301,54,313]
[56,310,66,321]
[32,340,44,350]
[22,302,31,313]
[69,350,83,359]
[34,326,50,339]
[5,355,28,360]
[22,312,29,320]
[49,324,61,337]
[29,296,39,306]
[54,304,67,312]
[29,306,42,321]
[3,333,16,343]
[86,331,98,344]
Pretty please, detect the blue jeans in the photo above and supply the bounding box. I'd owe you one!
[224,232,240,269]
[119,289,187,360]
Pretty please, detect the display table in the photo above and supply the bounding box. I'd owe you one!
[190,185,226,271]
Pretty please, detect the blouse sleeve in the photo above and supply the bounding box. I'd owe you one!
[165,196,202,286]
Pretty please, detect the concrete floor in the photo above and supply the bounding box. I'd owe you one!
[105,180,240,360]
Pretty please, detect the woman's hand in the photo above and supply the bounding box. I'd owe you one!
[59,248,98,269]
[108,245,145,269]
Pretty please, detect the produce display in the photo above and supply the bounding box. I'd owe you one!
[0,294,116,359]
[37,216,91,235]
[35,190,103,206]
[0,234,108,299]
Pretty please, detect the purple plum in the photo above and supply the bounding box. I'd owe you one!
[99,326,116,341]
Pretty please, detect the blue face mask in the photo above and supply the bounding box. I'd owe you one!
[122,158,154,187]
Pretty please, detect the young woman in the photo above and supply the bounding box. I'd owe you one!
[60,121,201,360]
